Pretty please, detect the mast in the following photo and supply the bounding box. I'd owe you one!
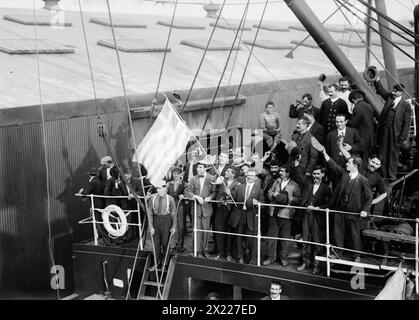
[375,0,398,87]
[283,0,382,113]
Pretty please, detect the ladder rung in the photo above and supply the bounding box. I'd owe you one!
[138,294,158,300]
[144,281,164,287]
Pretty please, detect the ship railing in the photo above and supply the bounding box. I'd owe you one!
[75,193,147,249]
[192,199,419,294]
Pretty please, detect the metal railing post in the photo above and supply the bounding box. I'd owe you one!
[257,202,261,267]
[416,218,418,294]
[193,199,197,257]
[326,208,331,277]
[137,202,143,250]
[90,194,99,245]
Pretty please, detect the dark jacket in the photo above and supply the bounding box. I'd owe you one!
[291,131,319,174]
[309,121,326,146]
[229,180,265,231]
[326,127,363,167]
[289,104,320,120]
[318,98,349,134]
[301,181,331,209]
[347,100,378,154]
[81,175,104,209]
[326,158,373,217]
[374,80,412,145]
[215,178,240,209]
[184,173,217,218]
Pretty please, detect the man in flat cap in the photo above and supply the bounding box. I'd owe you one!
[185,160,217,257]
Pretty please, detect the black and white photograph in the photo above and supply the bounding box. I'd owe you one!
[0,0,419,305]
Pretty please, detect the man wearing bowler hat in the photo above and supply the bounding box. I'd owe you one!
[347,89,379,160]
[373,76,412,180]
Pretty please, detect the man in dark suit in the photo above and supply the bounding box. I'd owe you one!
[260,281,290,300]
[297,166,331,275]
[347,89,379,160]
[326,114,363,168]
[291,118,319,175]
[167,167,187,253]
[318,84,349,135]
[79,167,110,245]
[321,148,373,262]
[304,110,325,146]
[183,148,200,183]
[289,93,320,120]
[374,78,412,180]
[263,165,301,267]
[229,167,264,264]
[213,166,240,261]
[185,161,217,257]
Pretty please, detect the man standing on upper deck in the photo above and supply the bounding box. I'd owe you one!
[185,161,217,257]
[318,84,349,135]
[373,76,412,180]
[260,101,282,153]
[319,147,372,262]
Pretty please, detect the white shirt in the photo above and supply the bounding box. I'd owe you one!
[320,89,351,113]
[313,183,320,195]
[392,96,402,108]
[227,179,233,189]
[307,122,314,132]
[199,173,206,195]
[338,127,346,138]
[280,179,290,190]
[348,171,359,180]
[245,182,254,198]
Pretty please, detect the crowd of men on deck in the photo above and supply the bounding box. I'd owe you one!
[80,74,413,275]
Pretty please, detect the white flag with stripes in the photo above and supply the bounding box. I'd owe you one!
[133,99,195,186]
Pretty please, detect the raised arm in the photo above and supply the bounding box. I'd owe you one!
[374,79,391,100]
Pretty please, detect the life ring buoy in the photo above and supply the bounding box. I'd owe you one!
[102,205,128,238]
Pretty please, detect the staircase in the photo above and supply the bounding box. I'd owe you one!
[136,254,177,300]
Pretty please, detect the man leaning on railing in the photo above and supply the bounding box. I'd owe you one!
[320,144,373,262]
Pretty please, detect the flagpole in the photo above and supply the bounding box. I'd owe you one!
[162,93,238,207]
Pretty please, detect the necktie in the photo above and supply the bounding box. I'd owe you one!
[246,185,251,199]
[243,184,251,210]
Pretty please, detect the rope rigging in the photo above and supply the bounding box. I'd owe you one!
[32,0,60,300]
[343,0,416,47]
[200,0,251,135]
[285,0,352,59]
[104,0,166,299]
[149,0,179,129]
[357,0,418,40]
[179,0,228,115]
[333,0,418,105]
[224,0,269,130]
[335,0,419,64]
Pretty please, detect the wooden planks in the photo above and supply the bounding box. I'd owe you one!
[254,24,289,32]
[0,39,75,54]
[242,39,293,50]
[181,38,240,51]
[97,39,170,52]
[3,14,72,26]
[90,17,146,28]
[157,20,205,30]
[209,22,252,31]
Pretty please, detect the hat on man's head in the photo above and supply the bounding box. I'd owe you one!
[100,156,112,165]
[154,179,167,189]
[348,89,365,103]
[87,167,99,175]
